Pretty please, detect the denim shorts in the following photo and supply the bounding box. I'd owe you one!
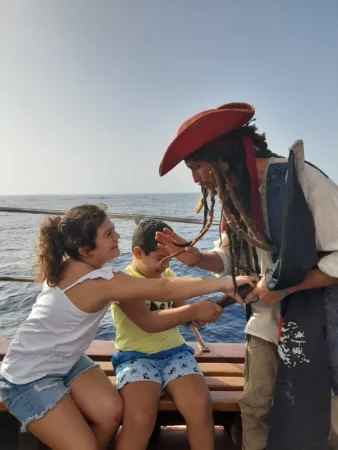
[112,343,203,391]
[0,354,98,432]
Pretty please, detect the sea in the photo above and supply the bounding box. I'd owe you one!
[0,194,245,343]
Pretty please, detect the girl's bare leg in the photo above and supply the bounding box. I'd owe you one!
[27,394,99,450]
[70,367,123,449]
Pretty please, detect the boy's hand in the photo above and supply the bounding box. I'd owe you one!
[192,300,223,323]
[191,319,206,328]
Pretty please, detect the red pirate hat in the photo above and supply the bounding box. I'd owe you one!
[159,102,255,176]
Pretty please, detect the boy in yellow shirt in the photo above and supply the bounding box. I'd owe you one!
[112,219,246,450]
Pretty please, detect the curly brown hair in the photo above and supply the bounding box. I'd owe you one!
[34,204,107,286]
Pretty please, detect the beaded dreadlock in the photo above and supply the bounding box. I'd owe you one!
[166,124,280,289]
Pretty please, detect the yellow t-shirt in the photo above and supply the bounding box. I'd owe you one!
[111,264,185,353]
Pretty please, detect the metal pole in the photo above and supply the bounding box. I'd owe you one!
[191,326,210,353]
[0,206,219,227]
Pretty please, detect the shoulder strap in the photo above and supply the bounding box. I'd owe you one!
[63,268,114,293]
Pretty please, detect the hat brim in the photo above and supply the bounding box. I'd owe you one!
[159,107,255,176]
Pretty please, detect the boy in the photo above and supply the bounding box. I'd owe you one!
[111,219,215,450]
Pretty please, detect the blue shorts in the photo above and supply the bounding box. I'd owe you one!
[0,354,98,432]
[112,343,203,391]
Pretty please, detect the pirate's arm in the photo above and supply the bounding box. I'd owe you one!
[288,174,338,292]
[245,174,338,304]
[286,268,338,294]
[155,229,228,274]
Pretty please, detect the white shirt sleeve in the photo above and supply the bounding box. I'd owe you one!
[210,232,232,277]
[306,165,338,278]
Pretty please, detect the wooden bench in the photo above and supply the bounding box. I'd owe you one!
[0,339,245,449]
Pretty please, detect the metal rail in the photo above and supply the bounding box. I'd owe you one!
[0,205,217,283]
[0,206,214,351]
[0,206,219,226]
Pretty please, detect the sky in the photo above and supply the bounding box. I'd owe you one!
[0,0,337,195]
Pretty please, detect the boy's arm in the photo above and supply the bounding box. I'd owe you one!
[172,299,187,307]
[116,299,219,333]
[117,300,191,332]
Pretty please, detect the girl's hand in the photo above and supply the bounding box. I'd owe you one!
[223,276,257,305]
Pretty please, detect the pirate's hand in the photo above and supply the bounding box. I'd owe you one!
[244,277,285,305]
[155,228,201,266]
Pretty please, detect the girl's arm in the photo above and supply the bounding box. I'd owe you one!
[102,273,254,305]
[117,299,221,333]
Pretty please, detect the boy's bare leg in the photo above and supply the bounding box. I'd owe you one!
[116,381,162,450]
[166,374,215,450]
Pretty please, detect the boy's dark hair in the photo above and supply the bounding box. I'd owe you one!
[132,219,173,255]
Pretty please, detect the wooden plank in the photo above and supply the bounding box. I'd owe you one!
[0,339,245,363]
[206,377,243,391]
[98,361,115,375]
[0,376,243,415]
[97,361,244,377]
[159,391,241,412]
[105,376,243,391]
[192,343,245,363]
[148,427,239,450]
[0,361,244,378]
[86,341,245,362]
[199,363,244,377]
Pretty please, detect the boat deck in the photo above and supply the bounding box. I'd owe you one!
[0,339,245,449]
[0,419,239,450]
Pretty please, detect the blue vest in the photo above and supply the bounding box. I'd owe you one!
[259,155,331,450]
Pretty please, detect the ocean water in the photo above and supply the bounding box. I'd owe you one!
[0,194,245,343]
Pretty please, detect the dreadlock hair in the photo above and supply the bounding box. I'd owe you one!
[162,186,217,263]
[185,124,281,288]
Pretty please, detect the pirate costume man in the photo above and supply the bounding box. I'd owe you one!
[158,103,338,450]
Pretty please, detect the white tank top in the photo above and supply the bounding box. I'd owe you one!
[1,268,114,384]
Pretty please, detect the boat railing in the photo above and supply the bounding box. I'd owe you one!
[0,206,218,226]
[0,205,216,351]
[0,205,216,283]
